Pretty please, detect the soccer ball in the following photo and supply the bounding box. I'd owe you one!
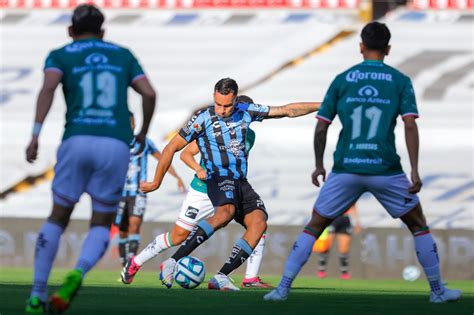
[402,265,421,282]
[173,256,206,289]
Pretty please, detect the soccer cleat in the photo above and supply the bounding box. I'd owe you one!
[340,273,351,280]
[121,257,141,285]
[208,274,240,291]
[263,287,289,301]
[429,287,462,303]
[159,258,176,289]
[25,297,46,314]
[48,269,83,314]
[241,277,274,288]
[317,271,327,278]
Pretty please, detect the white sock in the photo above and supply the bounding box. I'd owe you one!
[134,232,174,266]
[245,235,266,279]
[413,229,444,294]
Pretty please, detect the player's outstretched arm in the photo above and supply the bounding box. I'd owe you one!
[152,150,186,192]
[140,135,188,193]
[26,71,62,163]
[180,141,206,180]
[403,116,422,193]
[132,77,156,152]
[312,119,330,187]
[266,102,321,119]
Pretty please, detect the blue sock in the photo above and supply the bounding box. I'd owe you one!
[76,226,110,276]
[30,221,64,302]
[278,228,317,291]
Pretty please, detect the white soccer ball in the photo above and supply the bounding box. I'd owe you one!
[402,265,421,282]
[173,256,206,289]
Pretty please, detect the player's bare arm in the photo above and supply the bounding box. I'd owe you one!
[266,102,321,119]
[26,71,62,163]
[312,119,330,187]
[403,115,422,194]
[152,150,186,192]
[180,141,207,180]
[131,77,156,152]
[140,134,188,193]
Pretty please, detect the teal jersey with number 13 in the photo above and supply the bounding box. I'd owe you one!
[44,38,145,144]
[317,60,419,175]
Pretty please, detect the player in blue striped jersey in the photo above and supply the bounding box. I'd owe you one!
[141,78,320,290]
[115,114,185,267]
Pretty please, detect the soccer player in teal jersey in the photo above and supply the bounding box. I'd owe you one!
[24,5,156,313]
[122,96,272,288]
[140,79,320,291]
[264,22,461,303]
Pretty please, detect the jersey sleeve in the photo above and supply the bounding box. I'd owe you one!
[127,50,146,84]
[245,103,270,122]
[178,112,206,143]
[245,128,256,153]
[146,138,158,155]
[399,78,419,119]
[316,78,339,123]
[44,50,64,74]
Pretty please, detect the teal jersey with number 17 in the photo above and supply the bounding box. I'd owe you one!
[317,60,419,175]
[44,38,145,144]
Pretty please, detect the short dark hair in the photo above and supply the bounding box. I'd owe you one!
[214,78,238,96]
[361,22,391,52]
[235,95,254,104]
[71,4,104,36]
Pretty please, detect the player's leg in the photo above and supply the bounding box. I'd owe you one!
[336,233,352,279]
[49,136,129,313]
[370,173,461,303]
[209,209,267,291]
[315,231,334,278]
[265,173,363,301]
[124,188,216,284]
[335,216,353,279]
[115,199,130,267]
[242,233,273,288]
[160,176,236,288]
[27,203,74,313]
[127,194,147,259]
[209,179,267,291]
[27,137,86,313]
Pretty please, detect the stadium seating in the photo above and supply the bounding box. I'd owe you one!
[0,9,472,229]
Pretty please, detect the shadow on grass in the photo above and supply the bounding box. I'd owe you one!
[2,284,472,315]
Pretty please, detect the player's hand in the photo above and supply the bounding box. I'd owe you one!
[196,169,207,181]
[26,137,39,163]
[409,170,422,194]
[132,133,146,156]
[140,181,159,193]
[312,167,326,187]
[176,177,186,193]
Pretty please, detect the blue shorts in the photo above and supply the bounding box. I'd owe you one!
[314,172,420,219]
[52,135,130,213]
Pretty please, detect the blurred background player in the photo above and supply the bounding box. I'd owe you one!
[264,21,462,303]
[115,113,185,267]
[121,95,272,288]
[24,4,156,313]
[313,204,361,279]
[140,78,320,291]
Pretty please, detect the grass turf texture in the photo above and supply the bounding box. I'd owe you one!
[1,268,472,315]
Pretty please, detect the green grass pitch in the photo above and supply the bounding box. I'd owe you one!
[1,267,472,315]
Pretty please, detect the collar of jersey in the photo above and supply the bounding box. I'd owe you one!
[362,59,384,64]
[73,37,102,43]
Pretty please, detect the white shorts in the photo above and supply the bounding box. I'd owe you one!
[176,187,215,231]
